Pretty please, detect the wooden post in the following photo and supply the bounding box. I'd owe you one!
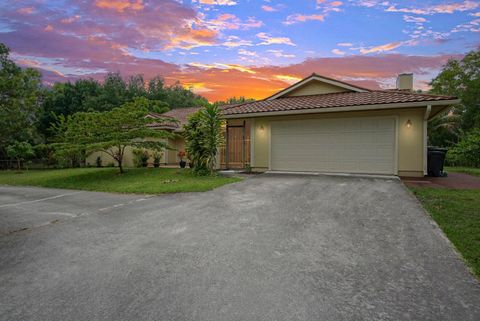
[242,120,246,168]
[225,123,229,169]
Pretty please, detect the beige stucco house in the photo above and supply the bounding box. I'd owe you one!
[222,73,458,177]
[87,73,457,177]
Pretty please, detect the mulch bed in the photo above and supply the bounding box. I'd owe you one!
[401,172,480,189]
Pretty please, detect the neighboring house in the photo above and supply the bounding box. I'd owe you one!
[86,106,202,167]
[222,73,458,177]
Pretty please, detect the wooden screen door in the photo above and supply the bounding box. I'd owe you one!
[223,121,250,169]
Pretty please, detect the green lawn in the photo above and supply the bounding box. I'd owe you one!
[0,168,242,194]
[446,166,480,177]
[410,187,480,278]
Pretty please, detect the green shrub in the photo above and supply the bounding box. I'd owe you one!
[184,105,224,176]
[133,149,149,167]
[152,151,161,167]
[446,128,480,167]
[6,141,35,170]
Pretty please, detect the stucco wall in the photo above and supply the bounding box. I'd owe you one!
[233,107,426,177]
[167,137,185,164]
[85,137,184,167]
[284,81,349,97]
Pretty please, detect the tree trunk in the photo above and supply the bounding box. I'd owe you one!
[118,160,123,174]
[16,158,21,171]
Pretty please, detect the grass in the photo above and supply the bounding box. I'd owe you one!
[410,187,480,278]
[0,168,242,194]
[445,166,480,177]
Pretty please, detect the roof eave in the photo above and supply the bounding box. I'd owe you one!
[223,99,461,119]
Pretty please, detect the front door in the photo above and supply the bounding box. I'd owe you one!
[220,121,250,169]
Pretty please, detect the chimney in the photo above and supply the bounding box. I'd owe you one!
[396,73,413,91]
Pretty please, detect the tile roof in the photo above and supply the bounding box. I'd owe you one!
[147,105,235,130]
[161,106,203,126]
[223,90,457,116]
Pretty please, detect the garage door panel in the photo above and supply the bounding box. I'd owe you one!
[271,117,396,175]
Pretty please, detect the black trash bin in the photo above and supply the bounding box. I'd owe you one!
[427,147,448,177]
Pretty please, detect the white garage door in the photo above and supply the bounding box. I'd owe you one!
[270,117,396,175]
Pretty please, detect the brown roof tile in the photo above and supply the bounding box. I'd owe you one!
[223,90,457,116]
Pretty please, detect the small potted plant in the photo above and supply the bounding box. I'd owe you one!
[152,151,161,168]
[178,151,186,168]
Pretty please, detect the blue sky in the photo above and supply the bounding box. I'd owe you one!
[0,0,478,100]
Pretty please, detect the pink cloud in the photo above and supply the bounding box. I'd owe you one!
[284,14,325,25]
[386,1,479,15]
[198,0,237,5]
[17,7,34,15]
[262,5,276,12]
[256,32,296,46]
[360,41,403,54]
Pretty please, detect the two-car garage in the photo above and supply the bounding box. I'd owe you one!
[270,117,397,175]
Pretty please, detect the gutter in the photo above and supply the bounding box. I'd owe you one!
[223,99,460,119]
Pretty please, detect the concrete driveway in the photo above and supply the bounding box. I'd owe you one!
[0,175,479,321]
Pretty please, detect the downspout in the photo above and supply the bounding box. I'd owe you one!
[423,105,432,176]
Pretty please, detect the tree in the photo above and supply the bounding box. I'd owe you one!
[6,141,35,170]
[429,49,480,146]
[0,43,43,149]
[446,128,480,167]
[39,73,205,140]
[52,97,173,173]
[213,96,255,107]
[184,105,224,175]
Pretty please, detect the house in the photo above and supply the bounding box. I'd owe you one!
[86,106,202,167]
[221,73,458,177]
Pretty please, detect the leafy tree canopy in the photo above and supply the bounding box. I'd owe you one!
[0,43,43,149]
[52,97,173,173]
[213,96,255,107]
[429,49,480,146]
[40,72,207,139]
[6,141,35,170]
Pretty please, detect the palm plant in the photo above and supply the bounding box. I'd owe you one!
[184,105,224,175]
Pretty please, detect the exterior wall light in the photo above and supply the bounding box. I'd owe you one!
[406,119,412,128]
[259,125,265,131]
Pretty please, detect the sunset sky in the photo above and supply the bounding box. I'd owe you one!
[1,0,479,101]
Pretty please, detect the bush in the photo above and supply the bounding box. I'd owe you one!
[6,141,35,170]
[133,148,149,167]
[446,128,480,167]
[152,151,161,167]
[184,105,224,175]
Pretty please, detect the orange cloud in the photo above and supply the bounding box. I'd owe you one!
[189,62,256,74]
[274,74,302,84]
[94,0,144,13]
[165,28,218,49]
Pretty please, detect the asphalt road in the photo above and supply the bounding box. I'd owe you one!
[1,174,479,320]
